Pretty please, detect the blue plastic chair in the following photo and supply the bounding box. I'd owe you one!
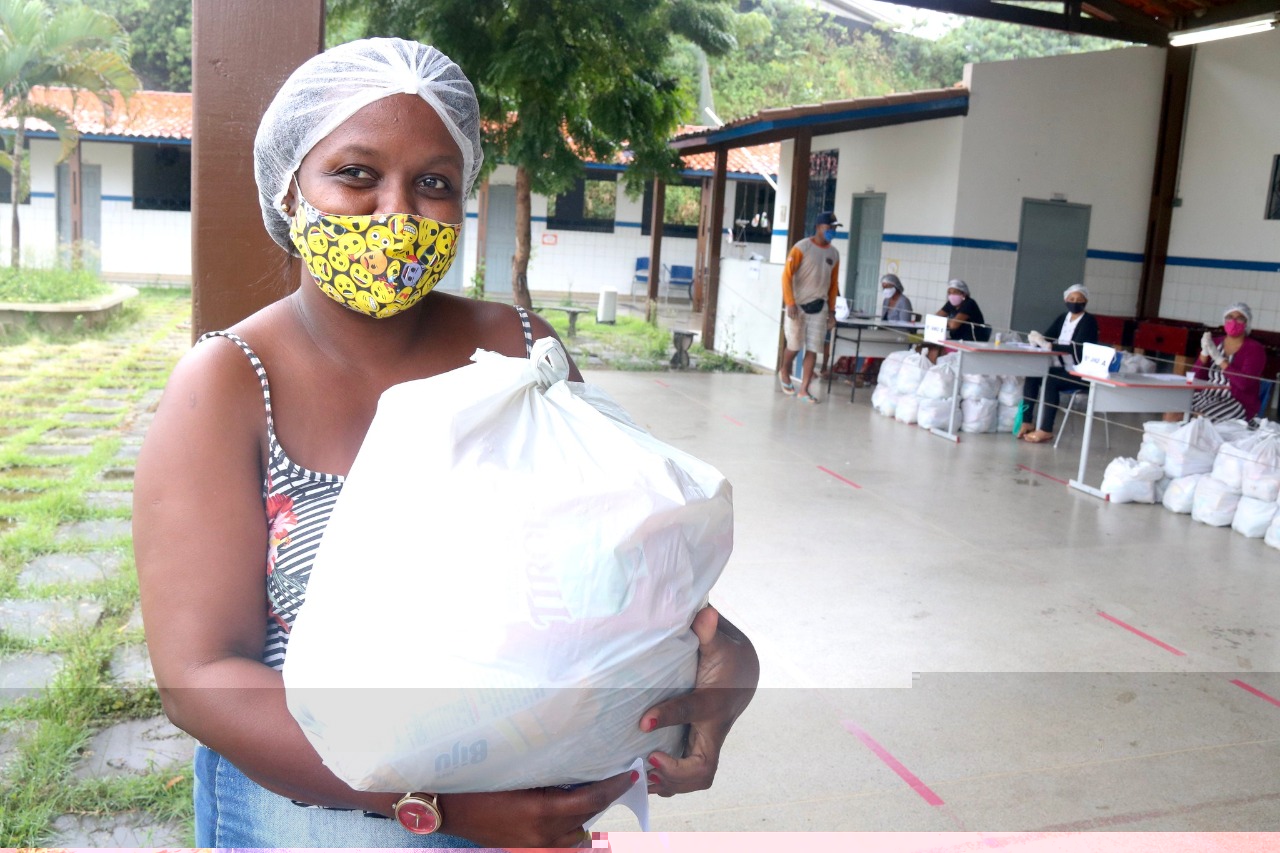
[1258,377,1275,419]
[665,264,694,302]
[631,258,650,297]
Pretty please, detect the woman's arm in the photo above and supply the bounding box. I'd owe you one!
[640,607,759,796]
[134,338,625,847]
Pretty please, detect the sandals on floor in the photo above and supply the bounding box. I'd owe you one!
[799,393,819,404]
[779,375,797,396]
[1023,430,1054,443]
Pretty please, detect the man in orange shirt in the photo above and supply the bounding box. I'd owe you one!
[779,211,841,403]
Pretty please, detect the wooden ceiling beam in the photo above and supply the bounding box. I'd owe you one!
[890,0,1170,43]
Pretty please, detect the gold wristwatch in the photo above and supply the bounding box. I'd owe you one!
[393,791,443,835]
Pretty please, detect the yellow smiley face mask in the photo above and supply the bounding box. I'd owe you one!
[287,186,460,318]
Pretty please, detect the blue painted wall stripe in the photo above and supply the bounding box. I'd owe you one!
[1086,249,1144,263]
[883,233,1017,252]
[102,194,132,203]
[1167,255,1280,273]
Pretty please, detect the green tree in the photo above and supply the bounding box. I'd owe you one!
[0,0,139,267]
[71,0,191,91]
[328,0,736,312]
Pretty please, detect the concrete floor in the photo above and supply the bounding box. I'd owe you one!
[582,365,1280,836]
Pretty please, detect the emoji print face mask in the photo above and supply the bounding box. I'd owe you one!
[287,186,460,318]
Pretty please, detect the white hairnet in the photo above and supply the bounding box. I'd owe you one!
[946,279,969,296]
[1224,301,1252,332]
[1064,283,1089,300]
[254,38,484,254]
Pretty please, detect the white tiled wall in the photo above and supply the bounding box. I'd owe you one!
[1161,266,1280,331]
[1081,257,1142,318]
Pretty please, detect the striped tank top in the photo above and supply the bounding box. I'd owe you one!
[200,306,535,670]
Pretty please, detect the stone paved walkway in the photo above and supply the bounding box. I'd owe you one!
[0,292,195,846]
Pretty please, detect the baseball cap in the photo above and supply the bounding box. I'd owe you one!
[816,211,842,228]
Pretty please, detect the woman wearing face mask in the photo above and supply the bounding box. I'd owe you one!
[936,279,987,342]
[879,273,913,323]
[1018,283,1099,443]
[1189,302,1266,422]
[132,38,757,849]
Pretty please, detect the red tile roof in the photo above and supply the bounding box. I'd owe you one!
[0,86,191,141]
[0,89,782,177]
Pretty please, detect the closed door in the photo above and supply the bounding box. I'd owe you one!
[846,194,885,315]
[484,184,516,296]
[57,163,101,269]
[1011,199,1090,332]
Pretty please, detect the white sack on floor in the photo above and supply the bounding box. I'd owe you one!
[918,362,957,400]
[1161,474,1201,514]
[1210,437,1259,493]
[1241,433,1280,502]
[1216,419,1253,445]
[1137,420,1179,466]
[961,374,1000,401]
[871,385,898,417]
[894,353,931,396]
[1231,496,1277,539]
[1100,457,1162,504]
[997,403,1020,433]
[917,397,953,430]
[1192,475,1241,526]
[1265,512,1280,550]
[894,394,920,424]
[877,350,909,389]
[961,398,999,434]
[284,338,732,793]
[997,376,1023,407]
[1163,418,1223,479]
[1154,476,1171,504]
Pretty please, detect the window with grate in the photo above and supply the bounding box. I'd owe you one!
[641,178,702,238]
[547,170,617,233]
[134,144,191,211]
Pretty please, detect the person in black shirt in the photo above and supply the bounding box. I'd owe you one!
[938,279,988,342]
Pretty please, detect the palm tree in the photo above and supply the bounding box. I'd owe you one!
[0,0,138,267]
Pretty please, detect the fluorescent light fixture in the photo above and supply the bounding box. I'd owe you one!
[1169,13,1278,46]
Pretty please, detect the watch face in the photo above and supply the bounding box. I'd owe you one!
[396,799,439,834]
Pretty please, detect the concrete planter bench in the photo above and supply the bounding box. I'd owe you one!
[0,284,138,334]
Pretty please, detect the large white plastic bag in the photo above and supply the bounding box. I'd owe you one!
[960,374,999,401]
[996,403,1020,433]
[894,394,920,424]
[917,397,952,430]
[917,363,956,400]
[871,385,898,416]
[1266,512,1280,550]
[1101,457,1161,504]
[1241,433,1280,502]
[961,398,998,433]
[997,376,1023,407]
[1210,437,1259,493]
[1231,497,1277,539]
[1138,421,1178,466]
[1163,418,1223,478]
[877,350,909,389]
[1161,474,1201,514]
[1191,475,1240,526]
[284,338,732,793]
[894,353,930,395]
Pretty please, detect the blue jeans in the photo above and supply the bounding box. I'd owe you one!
[194,744,487,847]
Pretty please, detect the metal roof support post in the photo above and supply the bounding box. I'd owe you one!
[191,0,323,340]
[1137,45,1193,322]
[778,130,813,373]
[647,176,666,325]
[702,147,728,350]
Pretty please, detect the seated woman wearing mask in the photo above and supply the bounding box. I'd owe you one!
[132,38,758,849]
[854,274,915,385]
[1018,283,1099,443]
[1189,302,1267,423]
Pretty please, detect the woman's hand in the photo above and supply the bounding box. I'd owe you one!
[640,606,759,797]
[438,770,637,848]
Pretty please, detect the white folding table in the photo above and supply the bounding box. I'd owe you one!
[828,318,923,402]
[932,340,1060,442]
[1066,371,1229,499]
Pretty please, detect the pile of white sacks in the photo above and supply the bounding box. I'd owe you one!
[870,350,1022,434]
[1100,416,1280,546]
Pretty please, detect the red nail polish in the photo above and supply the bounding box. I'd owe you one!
[642,716,657,732]
[630,770,640,784]
[648,772,661,785]
[648,756,661,768]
